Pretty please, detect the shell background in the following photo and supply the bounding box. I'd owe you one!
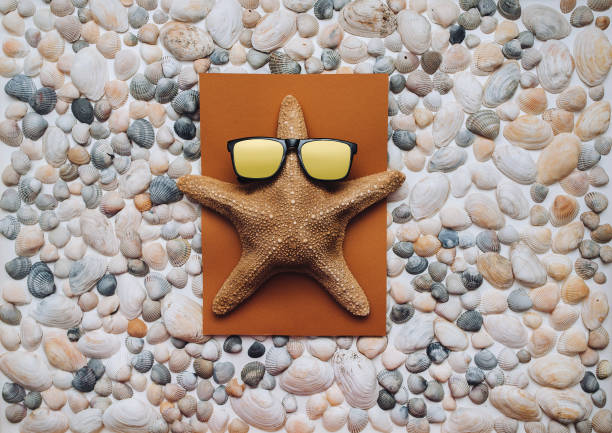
[0,0,611,432]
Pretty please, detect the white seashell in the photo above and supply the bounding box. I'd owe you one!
[70,47,108,101]
[453,71,482,114]
[510,242,547,288]
[322,405,348,431]
[279,356,334,395]
[522,4,570,41]
[432,102,464,147]
[573,27,612,87]
[161,292,205,343]
[284,37,314,61]
[489,386,541,421]
[20,408,69,433]
[69,408,103,433]
[434,318,468,351]
[528,354,584,389]
[484,314,528,348]
[520,227,552,254]
[103,398,159,433]
[230,388,287,431]
[575,101,611,142]
[439,205,471,230]
[495,180,528,220]
[77,329,120,359]
[206,0,242,49]
[331,350,377,410]
[536,388,592,424]
[503,115,553,150]
[89,0,128,32]
[483,61,520,108]
[307,337,337,361]
[409,173,450,220]
[338,0,397,38]
[394,313,434,353]
[537,41,575,94]
[491,144,536,186]
[552,221,584,254]
[449,166,472,198]
[426,0,459,28]
[465,193,505,229]
[369,407,392,433]
[78,209,119,256]
[119,160,152,198]
[396,10,430,54]
[338,37,368,64]
[285,413,314,433]
[169,0,214,22]
[252,9,297,53]
[0,351,52,391]
[31,295,82,329]
[441,407,493,433]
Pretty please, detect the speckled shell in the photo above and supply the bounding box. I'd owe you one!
[338,0,397,38]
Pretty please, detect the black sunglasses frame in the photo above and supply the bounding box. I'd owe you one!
[227,137,358,182]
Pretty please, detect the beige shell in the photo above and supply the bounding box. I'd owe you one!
[575,101,611,142]
[528,353,585,388]
[0,351,52,391]
[396,9,430,54]
[440,44,471,74]
[471,43,504,75]
[102,398,159,432]
[37,30,64,62]
[477,253,513,290]
[556,86,587,112]
[542,108,574,135]
[441,407,493,433]
[432,102,464,147]
[279,356,334,395]
[252,9,296,52]
[489,386,541,421]
[161,292,205,343]
[573,27,612,87]
[517,88,547,114]
[465,193,505,230]
[582,290,609,330]
[557,328,588,356]
[503,115,553,150]
[549,194,579,227]
[536,133,581,185]
[338,37,368,64]
[536,388,592,424]
[21,408,69,433]
[338,0,397,38]
[537,40,575,94]
[97,31,121,59]
[43,330,87,372]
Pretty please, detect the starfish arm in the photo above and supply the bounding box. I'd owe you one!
[177,175,247,218]
[212,252,273,315]
[332,170,406,219]
[309,254,370,317]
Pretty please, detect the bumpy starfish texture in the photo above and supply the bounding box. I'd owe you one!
[177,95,405,316]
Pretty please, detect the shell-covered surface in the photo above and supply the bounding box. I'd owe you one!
[0,0,611,432]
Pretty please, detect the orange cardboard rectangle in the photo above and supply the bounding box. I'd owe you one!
[199,73,388,336]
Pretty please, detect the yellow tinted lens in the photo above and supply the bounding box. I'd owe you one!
[233,139,284,178]
[300,140,352,180]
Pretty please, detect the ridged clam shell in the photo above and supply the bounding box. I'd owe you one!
[489,386,541,421]
[484,314,528,348]
[279,356,334,395]
[230,389,287,431]
[338,0,396,38]
[27,261,55,298]
[432,102,464,147]
[70,47,108,101]
[408,173,449,221]
[483,62,520,108]
[573,27,612,87]
[549,194,579,227]
[492,144,537,185]
[395,10,430,55]
[252,9,297,52]
[440,44,471,74]
[522,4,570,41]
[528,354,584,389]
[537,41,574,94]
[496,180,529,220]
[0,352,52,391]
[332,350,377,410]
[575,101,611,142]
[466,109,500,139]
[536,388,592,424]
[503,116,553,150]
[520,227,552,254]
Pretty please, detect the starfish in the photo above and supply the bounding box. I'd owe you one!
[177,95,405,316]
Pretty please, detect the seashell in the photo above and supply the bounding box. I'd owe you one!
[230,388,286,431]
[548,194,579,227]
[20,408,69,432]
[161,292,205,343]
[440,44,471,74]
[489,386,541,421]
[495,180,528,220]
[502,116,553,151]
[331,350,377,410]
[441,407,493,433]
[543,107,574,137]
[431,103,463,148]
[575,101,611,142]
[582,290,609,330]
[102,398,159,433]
[491,144,536,185]
[70,47,107,101]
[528,354,584,389]
[308,338,337,361]
[484,314,528,348]
[537,41,574,94]
[522,4,570,41]
[573,27,612,87]
[536,388,593,424]
[537,133,581,185]
[338,0,396,38]
[0,352,52,391]
[426,0,459,28]
[160,21,214,61]
[69,256,107,296]
[510,243,547,288]
[557,327,588,356]
[465,193,505,230]
[0,119,23,147]
[452,71,482,114]
[21,112,48,141]
[205,0,242,49]
[483,61,520,108]
[251,9,297,52]
[466,109,500,140]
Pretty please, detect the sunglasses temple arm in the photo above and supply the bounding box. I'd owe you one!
[332,170,406,219]
[176,175,249,218]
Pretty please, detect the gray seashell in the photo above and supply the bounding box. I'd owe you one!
[128,5,148,28]
[5,256,30,280]
[377,369,403,393]
[483,62,520,108]
[173,116,196,140]
[210,48,229,65]
[0,303,21,325]
[72,366,96,392]
[71,98,94,124]
[457,9,481,30]
[314,0,334,19]
[456,309,483,332]
[23,391,41,410]
[18,177,42,205]
[144,62,163,85]
[405,352,432,373]
[81,184,102,209]
[0,188,21,212]
[4,74,36,102]
[428,146,467,174]
[149,176,182,205]
[455,129,475,147]
[407,374,427,394]
[347,408,368,433]
[127,118,155,149]
[212,361,235,384]
[570,6,594,27]
[476,230,500,252]
[241,361,266,387]
[585,192,608,214]
[151,363,171,385]
[129,73,156,101]
[407,397,427,418]
[171,89,199,115]
[405,255,428,274]
[96,273,117,296]
[0,215,20,240]
[522,4,571,41]
[69,256,107,295]
[390,303,415,323]
[144,272,172,300]
[578,144,601,171]
[94,100,112,122]
[530,183,549,203]
[594,136,612,155]
[154,78,178,104]
[424,380,444,403]
[269,51,301,74]
[28,87,57,115]
[131,350,154,373]
[247,49,271,69]
[223,335,242,353]
[466,109,500,139]
[265,346,292,376]
[22,112,48,141]
[502,40,522,60]
[38,210,58,231]
[497,0,521,20]
[521,48,542,71]
[27,261,56,298]
[507,288,533,312]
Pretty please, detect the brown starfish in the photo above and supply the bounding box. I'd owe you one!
[177,95,405,316]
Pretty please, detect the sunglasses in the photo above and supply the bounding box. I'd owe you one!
[227,137,358,181]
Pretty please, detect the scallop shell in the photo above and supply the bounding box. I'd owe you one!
[483,61,520,108]
[537,41,574,94]
[409,173,450,220]
[397,9,431,54]
[252,9,297,52]
[230,389,286,431]
[492,144,537,185]
[338,0,397,38]
[575,101,611,142]
[331,350,377,410]
[549,194,579,227]
[440,44,471,74]
[573,27,612,87]
[466,109,500,140]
